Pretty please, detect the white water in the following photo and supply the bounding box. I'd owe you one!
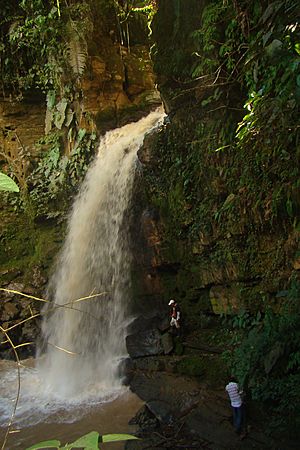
[0,108,165,428]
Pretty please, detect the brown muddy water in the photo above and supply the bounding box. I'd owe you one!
[0,360,143,450]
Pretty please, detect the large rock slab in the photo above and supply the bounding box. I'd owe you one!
[129,371,276,449]
[126,328,163,358]
[146,400,174,425]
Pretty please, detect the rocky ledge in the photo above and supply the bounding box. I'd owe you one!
[124,314,296,450]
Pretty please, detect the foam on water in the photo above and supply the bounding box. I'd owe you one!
[0,360,125,427]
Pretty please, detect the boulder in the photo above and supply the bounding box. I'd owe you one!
[128,404,159,431]
[126,328,163,358]
[127,313,165,334]
[146,400,174,425]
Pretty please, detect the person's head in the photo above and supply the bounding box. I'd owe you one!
[229,374,237,383]
[168,299,175,306]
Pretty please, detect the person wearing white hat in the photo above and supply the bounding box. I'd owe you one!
[168,299,181,332]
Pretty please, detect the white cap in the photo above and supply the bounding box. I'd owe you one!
[168,299,175,306]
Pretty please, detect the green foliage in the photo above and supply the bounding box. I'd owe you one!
[191,0,228,76]
[26,431,138,450]
[226,279,300,435]
[152,0,299,240]
[146,5,300,437]
[0,0,93,97]
[28,129,96,219]
[0,172,19,192]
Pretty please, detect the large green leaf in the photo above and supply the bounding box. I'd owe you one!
[101,433,139,443]
[46,90,56,110]
[69,431,99,449]
[54,98,68,129]
[0,172,19,192]
[25,432,139,450]
[25,440,61,449]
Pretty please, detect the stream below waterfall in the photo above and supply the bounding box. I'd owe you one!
[0,109,165,449]
[0,359,143,449]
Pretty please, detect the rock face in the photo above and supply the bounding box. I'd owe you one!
[0,4,160,357]
[126,329,164,358]
[0,279,45,359]
[130,0,300,324]
[126,370,273,450]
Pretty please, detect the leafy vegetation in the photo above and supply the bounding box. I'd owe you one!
[223,279,300,436]
[1,0,299,440]
[146,1,300,436]
[0,172,19,192]
[27,129,97,220]
[0,0,156,221]
[0,0,93,97]
[26,431,138,449]
[150,0,300,238]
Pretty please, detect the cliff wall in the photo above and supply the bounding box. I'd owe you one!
[134,0,300,319]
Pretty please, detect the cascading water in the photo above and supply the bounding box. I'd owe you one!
[0,108,165,429]
[38,108,165,399]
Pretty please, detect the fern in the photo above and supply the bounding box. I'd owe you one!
[67,36,88,77]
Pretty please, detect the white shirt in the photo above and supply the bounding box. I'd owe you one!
[225,382,242,407]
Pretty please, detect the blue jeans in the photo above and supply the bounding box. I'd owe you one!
[232,405,243,433]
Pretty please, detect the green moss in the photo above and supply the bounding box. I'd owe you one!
[175,356,204,377]
[0,209,64,285]
[174,351,228,387]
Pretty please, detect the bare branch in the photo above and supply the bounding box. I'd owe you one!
[0,326,21,450]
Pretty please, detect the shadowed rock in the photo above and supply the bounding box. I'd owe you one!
[126,328,163,358]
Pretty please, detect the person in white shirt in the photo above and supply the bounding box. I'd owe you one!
[225,376,245,436]
[168,299,181,336]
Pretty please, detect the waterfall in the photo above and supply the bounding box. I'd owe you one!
[38,108,165,400]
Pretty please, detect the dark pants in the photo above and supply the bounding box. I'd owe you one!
[232,405,244,433]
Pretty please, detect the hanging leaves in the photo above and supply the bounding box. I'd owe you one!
[53,98,68,130]
[0,172,19,192]
[67,35,88,77]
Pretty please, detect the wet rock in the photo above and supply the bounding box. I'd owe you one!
[129,404,159,431]
[118,357,134,385]
[130,373,162,400]
[31,266,48,288]
[157,316,170,332]
[126,328,163,358]
[161,332,174,354]
[128,313,164,335]
[132,357,166,372]
[23,285,37,295]
[2,282,24,299]
[2,301,19,321]
[146,400,174,425]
